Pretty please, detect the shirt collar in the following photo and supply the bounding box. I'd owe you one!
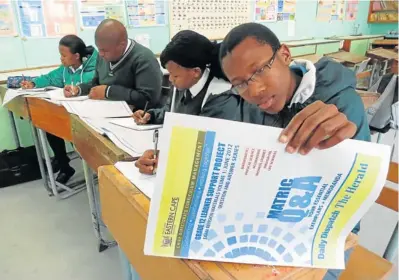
[188,68,210,97]
[69,65,83,73]
[124,39,132,55]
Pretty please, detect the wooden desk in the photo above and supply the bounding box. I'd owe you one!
[99,165,358,280]
[71,114,132,172]
[0,87,30,119]
[334,35,385,56]
[372,39,398,49]
[293,54,322,64]
[366,48,398,60]
[326,51,368,66]
[27,97,72,142]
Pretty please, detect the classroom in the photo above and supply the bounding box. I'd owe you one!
[0,0,398,279]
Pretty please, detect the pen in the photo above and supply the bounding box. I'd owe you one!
[142,101,149,117]
[153,129,159,160]
[71,81,75,96]
[153,129,159,174]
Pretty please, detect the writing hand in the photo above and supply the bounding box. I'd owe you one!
[135,149,159,175]
[20,81,34,89]
[132,110,151,125]
[64,85,79,97]
[88,85,107,100]
[279,101,357,155]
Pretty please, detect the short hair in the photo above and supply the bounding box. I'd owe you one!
[59,35,94,61]
[219,23,281,61]
[160,30,228,81]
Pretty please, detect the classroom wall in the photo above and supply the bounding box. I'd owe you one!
[0,0,397,72]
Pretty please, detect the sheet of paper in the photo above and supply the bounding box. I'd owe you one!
[47,88,89,101]
[115,161,155,198]
[61,99,133,118]
[255,0,277,22]
[144,113,391,269]
[109,117,162,131]
[2,88,51,106]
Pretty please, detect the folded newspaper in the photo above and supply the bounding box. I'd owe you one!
[144,113,391,269]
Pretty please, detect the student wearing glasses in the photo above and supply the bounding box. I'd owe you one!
[219,23,369,279]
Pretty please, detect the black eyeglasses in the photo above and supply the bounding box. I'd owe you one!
[231,50,278,95]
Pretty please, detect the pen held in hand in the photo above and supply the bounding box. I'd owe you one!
[142,101,149,117]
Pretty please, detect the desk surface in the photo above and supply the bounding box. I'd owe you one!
[292,54,322,63]
[285,38,341,47]
[372,39,399,46]
[326,51,367,64]
[333,34,384,41]
[99,165,358,280]
[366,48,398,60]
[71,114,132,171]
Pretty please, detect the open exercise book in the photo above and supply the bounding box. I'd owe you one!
[82,118,159,157]
[144,113,391,270]
[2,87,87,106]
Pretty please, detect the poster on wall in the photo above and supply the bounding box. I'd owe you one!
[255,0,277,22]
[126,0,167,28]
[0,0,17,36]
[42,0,77,37]
[170,0,251,39]
[277,0,296,21]
[331,0,345,20]
[316,0,333,22]
[17,0,46,37]
[345,0,359,21]
[105,4,127,25]
[79,0,105,29]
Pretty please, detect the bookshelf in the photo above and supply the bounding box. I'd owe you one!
[368,0,398,23]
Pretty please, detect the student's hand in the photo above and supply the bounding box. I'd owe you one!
[20,81,34,89]
[279,101,357,155]
[133,110,151,125]
[135,150,159,175]
[64,85,79,97]
[88,85,107,100]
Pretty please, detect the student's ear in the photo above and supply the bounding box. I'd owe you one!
[192,67,202,78]
[75,53,80,61]
[279,44,292,66]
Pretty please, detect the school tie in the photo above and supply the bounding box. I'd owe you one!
[183,90,192,104]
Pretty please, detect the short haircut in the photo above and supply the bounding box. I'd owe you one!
[160,30,228,81]
[219,23,281,61]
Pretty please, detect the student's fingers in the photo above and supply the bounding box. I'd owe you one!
[279,101,325,146]
[139,165,155,175]
[298,113,350,155]
[63,87,73,97]
[317,122,356,150]
[142,149,155,158]
[133,110,144,123]
[143,113,151,122]
[286,104,340,153]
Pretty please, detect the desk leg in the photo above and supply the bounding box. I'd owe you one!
[82,160,117,252]
[37,128,59,197]
[119,247,140,280]
[30,122,52,195]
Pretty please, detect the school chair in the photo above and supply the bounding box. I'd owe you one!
[340,161,398,280]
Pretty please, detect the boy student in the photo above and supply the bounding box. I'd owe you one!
[21,35,98,184]
[135,24,369,278]
[133,30,238,125]
[65,19,162,109]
